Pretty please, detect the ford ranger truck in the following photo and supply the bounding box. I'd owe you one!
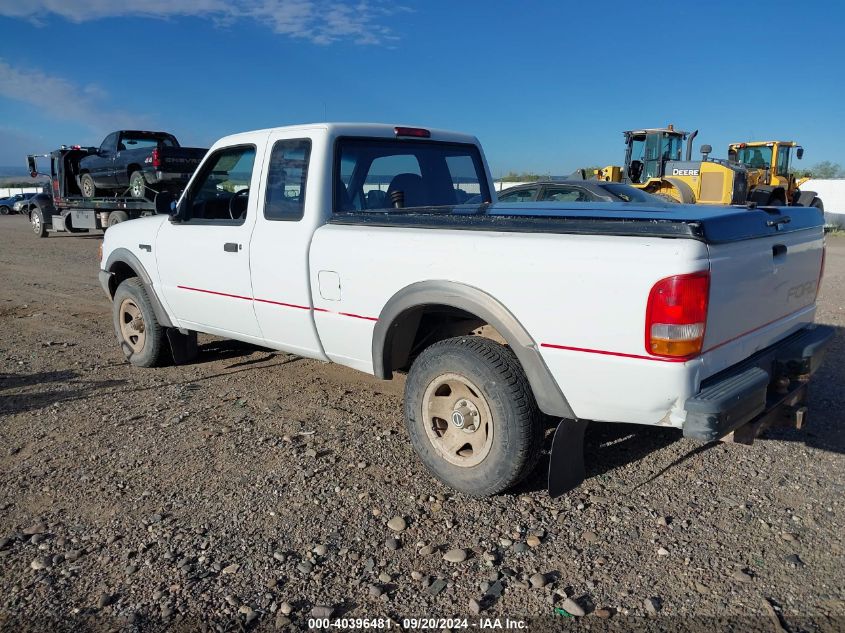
[78,130,207,200]
[97,124,833,498]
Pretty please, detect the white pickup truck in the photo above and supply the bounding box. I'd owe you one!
[99,123,833,497]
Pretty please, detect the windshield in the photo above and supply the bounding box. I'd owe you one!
[659,134,683,161]
[735,146,772,169]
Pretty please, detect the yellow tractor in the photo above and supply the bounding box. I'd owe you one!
[596,125,749,205]
[727,141,822,210]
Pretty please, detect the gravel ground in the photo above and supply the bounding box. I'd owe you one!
[0,216,843,632]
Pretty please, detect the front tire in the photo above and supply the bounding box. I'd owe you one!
[112,278,164,367]
[404,336,543,497]
[0,205,9,215]
[31,208,47,237]
[129,171,147,199]
[80,174,96,198]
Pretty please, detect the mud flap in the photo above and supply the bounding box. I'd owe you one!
[166,329,198,365]
[547,418,588,497]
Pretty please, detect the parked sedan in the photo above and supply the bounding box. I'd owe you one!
[0,193,34,215]
[497,180,667,204]
[11,193,36,214]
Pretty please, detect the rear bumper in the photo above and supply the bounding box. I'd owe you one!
[683,324,834,441]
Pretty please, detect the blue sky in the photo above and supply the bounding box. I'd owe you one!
[1,0,843,176]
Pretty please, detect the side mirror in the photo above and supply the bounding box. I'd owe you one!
[154,191,176,217]
[27,156,37,177]
[796,147,804,160]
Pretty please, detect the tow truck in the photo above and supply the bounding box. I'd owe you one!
[23,144,190,237]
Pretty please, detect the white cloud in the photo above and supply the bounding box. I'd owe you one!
[0,59,153,133]
[0,0,402,45]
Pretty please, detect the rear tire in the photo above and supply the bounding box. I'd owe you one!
[112,278,164,367]
[80,174,96,198]
[404,336,544,497]
[107,210,129,227]
[129,171,147,199]
[31,208,47,237]
[0,205,9,215]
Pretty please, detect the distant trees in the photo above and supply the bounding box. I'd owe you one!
[793,161,845,179]
[499,167,604,182]
[499,172,544,182]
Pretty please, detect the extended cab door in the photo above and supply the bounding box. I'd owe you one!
[155,137,265,341]
[249,129,327,359]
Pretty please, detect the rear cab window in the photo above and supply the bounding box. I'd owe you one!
[264,139,312,221]
[333,138,491,212]
[118,132,178,151]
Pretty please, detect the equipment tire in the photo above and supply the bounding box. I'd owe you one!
[112,278,165,368]
[404,336,543,497]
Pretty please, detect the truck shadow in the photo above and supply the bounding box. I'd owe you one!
[0,372,127,417]
[192,339,277,365]
[0,370,78,392]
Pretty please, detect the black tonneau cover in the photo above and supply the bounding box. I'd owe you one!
[329,201,824,244]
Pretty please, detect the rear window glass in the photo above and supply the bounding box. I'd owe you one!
[600,183,660,203]
[119,134,177,150]
[334,139,490,212]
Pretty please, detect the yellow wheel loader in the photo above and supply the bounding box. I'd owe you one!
[596,126,749,205]
[727,141,823,210]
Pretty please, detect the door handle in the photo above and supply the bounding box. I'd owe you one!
[223,242,240,253]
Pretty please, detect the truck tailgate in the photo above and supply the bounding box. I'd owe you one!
[159,147,206,172]
[702,224,824,375]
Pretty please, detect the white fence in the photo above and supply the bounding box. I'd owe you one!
[801,179,845,227]
[0,186,42,198]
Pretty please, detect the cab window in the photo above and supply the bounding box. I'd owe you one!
[776,145,790,177]
[264,139,311,221]
[100,133,118,154]
[181,145,255,224]
[333,138,490,212]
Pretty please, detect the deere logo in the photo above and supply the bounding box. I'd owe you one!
[672,168,700,176]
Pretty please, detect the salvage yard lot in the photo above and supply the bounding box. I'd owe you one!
[0,216,843,630]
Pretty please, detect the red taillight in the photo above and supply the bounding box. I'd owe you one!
[645,271,710,359]
[394,126,430,138]
[151,148,161,168]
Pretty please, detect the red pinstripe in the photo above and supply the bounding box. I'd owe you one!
[176,285,378,322]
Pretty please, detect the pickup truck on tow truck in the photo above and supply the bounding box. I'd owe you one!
[24,136,205,237]
[78,130,207,200]
[98,123,833,497]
